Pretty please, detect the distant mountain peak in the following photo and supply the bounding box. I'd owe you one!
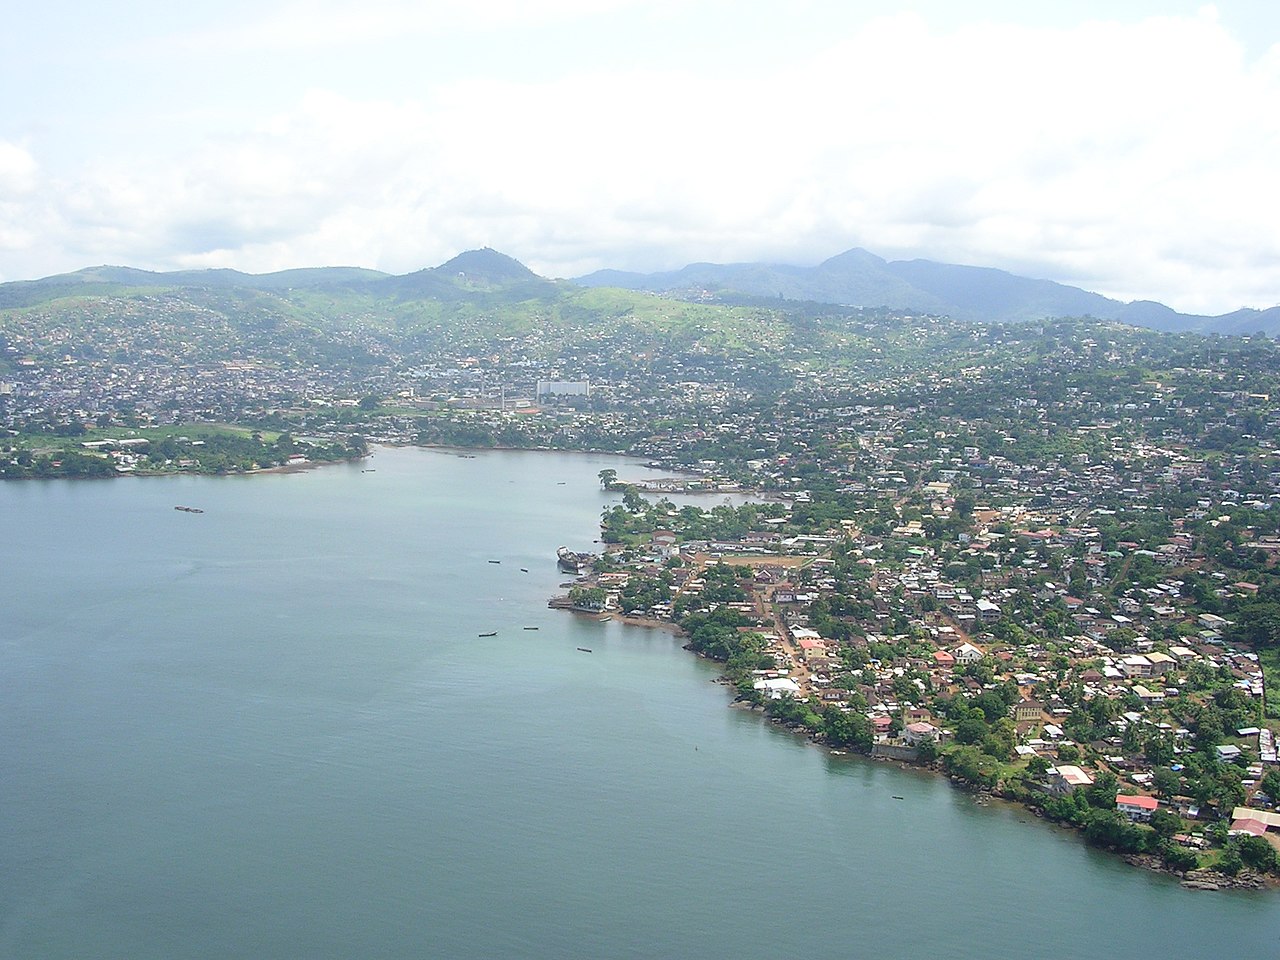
[816,247,887,270]
[436,248,538,281]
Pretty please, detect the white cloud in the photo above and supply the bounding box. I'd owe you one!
[0,141,41,255]
[168,0,648,53]
[0,141,37,193]
[4,7,1279,312]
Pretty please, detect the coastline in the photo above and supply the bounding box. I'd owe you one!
[245,454,367,476]
[5,437,691,485]
[416,442,649,462]
[580,605,1280,892]
[0,451,368,482]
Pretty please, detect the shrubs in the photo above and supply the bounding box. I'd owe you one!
[940,745,999,789]
[1232,834,1279,874]
[1158,841,1200,873]
[1082,810,1152,854]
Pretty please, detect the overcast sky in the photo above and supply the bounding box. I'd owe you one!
[1,1,1278,313]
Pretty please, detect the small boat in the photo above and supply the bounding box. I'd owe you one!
[557,481,566,485]
[488,560,501,564]
[174,505,204,513]
[576,647,592,653]
[519,568,529,573]
[478,631,497,637]
[892,795,904,800]
[523,626,539,631]
[599,615,612,622]
[361,469,376,473]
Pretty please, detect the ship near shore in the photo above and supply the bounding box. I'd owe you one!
[556,545,595,574]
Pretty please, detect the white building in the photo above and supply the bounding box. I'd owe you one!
[536,380,590,398]
[754,677,802,700]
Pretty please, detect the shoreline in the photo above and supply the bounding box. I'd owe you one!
[586,606,1280,893]
[414,442,652,462]
[244,454,366,476]
[4,438,712,487]
[0,452,368,483]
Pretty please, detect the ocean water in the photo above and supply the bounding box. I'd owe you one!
[2,446,1277,958]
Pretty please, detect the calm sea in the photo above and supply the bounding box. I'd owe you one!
[2,446,1277,958]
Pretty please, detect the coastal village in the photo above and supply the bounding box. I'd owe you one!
[550,451,1280,886]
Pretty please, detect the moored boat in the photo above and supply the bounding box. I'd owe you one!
[556,546,596,573]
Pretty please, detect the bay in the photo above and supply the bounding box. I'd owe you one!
[1,446,1277,958]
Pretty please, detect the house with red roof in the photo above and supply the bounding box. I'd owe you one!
[1116,795,1159,821]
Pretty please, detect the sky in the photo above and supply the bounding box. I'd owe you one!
[1,1,1278,314]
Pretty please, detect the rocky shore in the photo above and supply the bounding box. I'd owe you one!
[1122,855,1273,891]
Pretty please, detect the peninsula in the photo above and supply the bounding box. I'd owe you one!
[549,462,1280,888]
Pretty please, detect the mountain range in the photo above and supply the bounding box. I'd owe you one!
[3,246,1276,335]
[577,248,1280,335]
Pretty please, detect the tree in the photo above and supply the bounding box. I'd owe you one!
[1193,709,1225,753]
[1085,770,1120,810]
[1149,808,1182,838]
[982,718,1017,760]
[954,715,990,745]
[1144,734,1175,768]
[941,745,998,789]
[1234,835,1279,874]
[1152,766,1181,799]
[1215,846,1244,876]
[357,394,381,410]
[1160,841,1199,873]
[1259,769,1280,803]
[1083,809,1149,853]
[598,469,618,489]
[972,690,1011,723]
[823,709,873,753]
[1231,601,1280,649]
[568,586,607,611]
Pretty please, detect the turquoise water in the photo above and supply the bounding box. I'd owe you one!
[2,446,1277,958]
